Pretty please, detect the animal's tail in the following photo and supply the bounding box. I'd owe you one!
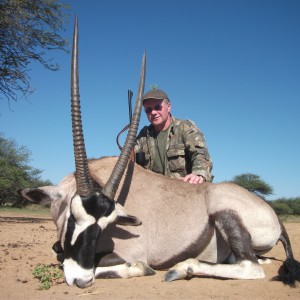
[273,219,300,287]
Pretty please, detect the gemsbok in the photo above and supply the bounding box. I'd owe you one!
[19,18,300,288]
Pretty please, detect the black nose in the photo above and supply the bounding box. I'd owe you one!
[52,241,64,263]
[52,241,63,253]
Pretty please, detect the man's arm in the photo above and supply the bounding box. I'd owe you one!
[182,120,213,183]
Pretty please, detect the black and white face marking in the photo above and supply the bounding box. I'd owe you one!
[62,192,117,288]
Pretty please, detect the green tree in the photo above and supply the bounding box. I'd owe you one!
[288,197,300,215]
[274,202,293,215]
[0,0,70,104]
[0,133,52,206]
[269,197,300,216]
[231,173,273,199]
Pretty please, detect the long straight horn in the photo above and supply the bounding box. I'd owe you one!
[102,52,146,199]
[71,16,94,197]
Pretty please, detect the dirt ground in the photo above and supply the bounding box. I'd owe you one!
[0,210,299,300]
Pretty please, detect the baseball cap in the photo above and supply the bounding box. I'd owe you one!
[142,89,170,103]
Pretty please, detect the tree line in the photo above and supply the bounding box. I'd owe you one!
[267,198,300,216]
[230,174,300,216]
[0,132,299,215]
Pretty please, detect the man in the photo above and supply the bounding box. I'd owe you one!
[134,89,213,184]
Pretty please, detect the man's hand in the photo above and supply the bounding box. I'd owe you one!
[180,174,206,184]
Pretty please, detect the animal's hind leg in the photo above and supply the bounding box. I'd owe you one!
[164,210,265,282]
[95,261,155,279]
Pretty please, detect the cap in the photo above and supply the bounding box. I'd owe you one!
[142,89,170,103]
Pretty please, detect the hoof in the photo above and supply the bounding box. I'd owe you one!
[163,270,181,282]
[135,261,156,276]
[145,267,156,276]
[140,263,156,276]
[186,267,194,279]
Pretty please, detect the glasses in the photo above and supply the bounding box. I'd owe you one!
[144,104,164,114]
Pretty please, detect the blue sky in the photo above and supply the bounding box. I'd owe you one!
[1,0,299,200]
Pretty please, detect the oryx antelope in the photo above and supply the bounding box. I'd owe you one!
[20,18,300,289]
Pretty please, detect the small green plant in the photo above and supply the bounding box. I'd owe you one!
[149,84,159,90]
[32,263,64,290]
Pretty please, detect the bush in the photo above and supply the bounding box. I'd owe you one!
[0,133,52,206]
[269,197,300,216]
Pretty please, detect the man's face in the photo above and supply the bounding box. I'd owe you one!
[143,99,171,130]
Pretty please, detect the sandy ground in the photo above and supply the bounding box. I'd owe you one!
[0,210,299,300]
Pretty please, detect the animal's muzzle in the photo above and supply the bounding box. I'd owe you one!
[75,277,94,288]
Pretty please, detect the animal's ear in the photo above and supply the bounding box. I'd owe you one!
[114,215,142,226]
[18,186,66,205]
[114,203,142,226]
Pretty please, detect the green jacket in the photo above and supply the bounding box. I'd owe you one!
[134,117,213,181]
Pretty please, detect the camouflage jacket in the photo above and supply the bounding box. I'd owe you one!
[134,117,213,181]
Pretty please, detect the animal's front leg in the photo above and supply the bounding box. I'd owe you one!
[163,258,200,281]
[163,258,265,282]
[95,261,155,279]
